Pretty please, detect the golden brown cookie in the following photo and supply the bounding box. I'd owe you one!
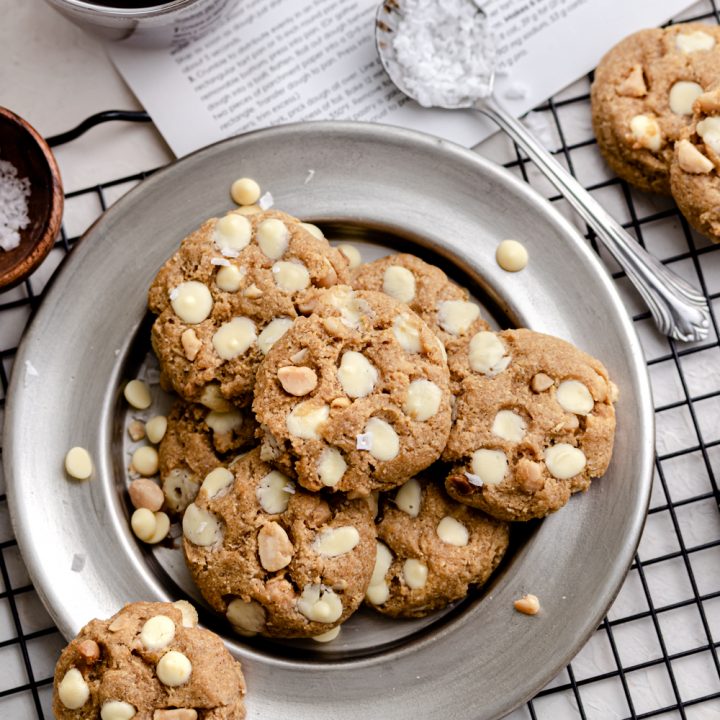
[159,400,257,515]
[443,329,617,522]
[365,477,509,618]
[182,448,376,639]
[148,209,350,408]
[253,286,452,496]
[670,87,720,242]
[53,601,246,720]
[591,23,720,193]
[350,253,489,364]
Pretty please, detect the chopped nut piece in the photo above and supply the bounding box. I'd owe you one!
[244,283,263,299]
[277,365,318,396]
[514,593,541,615]
[616,64,647,97]
[76,639,100,664]
[694,88,720,115]
[331,397,351,409]
[257,521,294,571]
[181,328,202,361]
[127,420,146,442]
[154,710,198,720]
[677,139,714,174]
[531,372,554,392]
[128,478,164,512]
[290,348,308,364]
[515,459,545,493]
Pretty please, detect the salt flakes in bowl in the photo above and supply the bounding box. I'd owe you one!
[0,157,31,252]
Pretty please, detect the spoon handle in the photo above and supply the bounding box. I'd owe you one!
[476,96,710,343]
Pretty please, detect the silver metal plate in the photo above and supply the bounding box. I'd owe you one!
[4,122,654,720]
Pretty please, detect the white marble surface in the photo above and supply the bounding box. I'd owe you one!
[1,1,719,719]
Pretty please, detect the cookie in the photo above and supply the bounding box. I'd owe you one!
[148,209,350,408]
[591,23,720,193]
[159,400,257,515]
[670,87,720,242]
[252,286,452,496]
[350,253,489,362]
[443,329,617,522]
[53,600,246,720]
[365,477,509,618]
[182,448,376,638]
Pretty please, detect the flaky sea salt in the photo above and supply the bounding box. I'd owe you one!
[0,157,31,251]
[393,0,494,108]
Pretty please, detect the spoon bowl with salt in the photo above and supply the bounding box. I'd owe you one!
[376,0,709,342]
[0,107,64,292]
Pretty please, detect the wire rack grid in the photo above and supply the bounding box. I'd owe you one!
[1,3,720,718]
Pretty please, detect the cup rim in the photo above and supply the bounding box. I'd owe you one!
[47,0,197,17]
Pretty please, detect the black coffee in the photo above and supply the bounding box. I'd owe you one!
[81,0,177,8]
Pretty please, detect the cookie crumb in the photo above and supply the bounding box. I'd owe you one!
[514,593,541,616]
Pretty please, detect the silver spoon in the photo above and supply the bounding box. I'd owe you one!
[375,0,710,343]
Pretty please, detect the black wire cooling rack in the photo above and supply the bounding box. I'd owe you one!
[1,2,720,718]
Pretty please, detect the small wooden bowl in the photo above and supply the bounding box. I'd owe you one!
[0,107,63,292]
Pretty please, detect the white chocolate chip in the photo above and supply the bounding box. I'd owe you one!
[669,81,703,115]
[65,446,93,480]
[696,116,720,155]
[630,115,663,152]
[324,287,372,328]
[514,593,541,616]
[131,508,157,542]
[402,559,428,589]
[392,313,422,353]
[156,650,192,687]
[395,478,422,517]
[313,526,360,557]
[363,417,400,461]
[337,244,361,268]
[272,261,310,292]
[256,470,295,513]
[299,222,324,239]
[337,351,378,398]
[127,419,145,442]
[471,449,508,486]
[492,410,526,442]
[212,317,256,360]
[278,366,318,396]
[132,446,159,476]
[258,521,294,571]
[257,318,294,355]
[437,300,480,336]
[206,409,243,435]
[496,239,528,272]
[436,516,469,547]
[544,443,586,479]
[230,177,261,205]
[162,468,199,515]
[200,467,234,499]
[100,700,136,720]
[226,599,266,636]
[124,379,152,410]
[58,667,90,710]
[382,265,416,303]
[296,584,343,623]
[617,64,647,97]
[312,626,341,643]
[556,380,594,415]
[677,139,714,174]
[286,401,329,440]
[172,600,198,628]
[145,416,167,444]
[171,281,213,324]
[469,332,511,375]
[140,615,175,651]
[317,447,347,487]
[181,328,202,361]
[146,512,170,544]
[257,218,289,259]
[403,379,442,421]
[216,264,245,292]
[676,30,716,54]
[366,541,393,604]
[201,384,232,412]
[182,503,222,546]
[214,214,252,254]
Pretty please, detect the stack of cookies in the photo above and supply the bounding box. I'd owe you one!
[592,22,720,242]
[141,200,618,639]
